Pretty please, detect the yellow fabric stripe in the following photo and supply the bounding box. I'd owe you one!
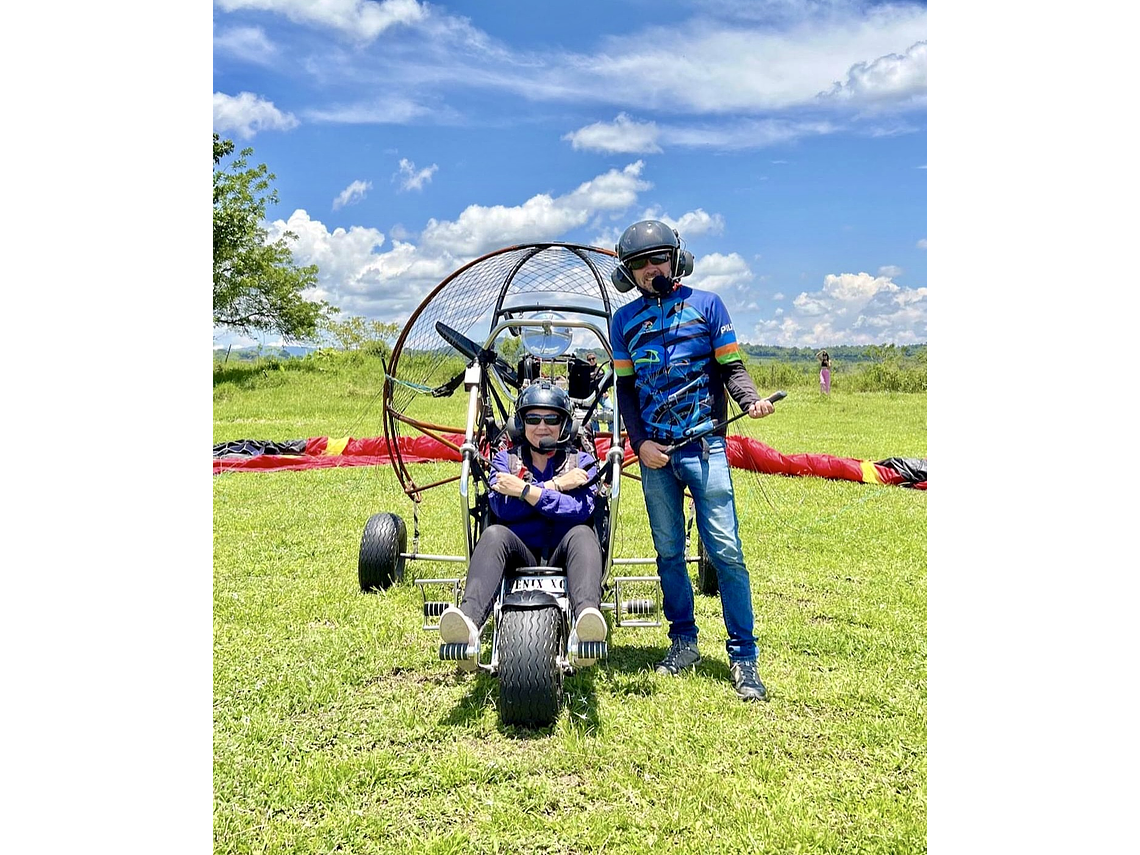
[860,460,884,484]
[325,437,350,456]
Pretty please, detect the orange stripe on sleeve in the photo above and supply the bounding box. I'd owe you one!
[714,342,742,362]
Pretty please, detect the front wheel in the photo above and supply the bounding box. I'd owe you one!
[497,607,564,727]
[358,512,406,592]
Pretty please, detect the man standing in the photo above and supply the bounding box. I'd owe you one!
[585,351,604,387]
[608,220,775,702]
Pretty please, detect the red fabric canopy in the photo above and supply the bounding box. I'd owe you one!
[214,434,925,489]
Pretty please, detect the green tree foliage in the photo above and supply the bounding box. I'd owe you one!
[850,343,927,392]
[320,314,400,361]
[497,335,522,365]
[213,134,335,340]
[740,343,926,364]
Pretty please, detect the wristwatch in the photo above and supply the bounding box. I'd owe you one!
[521,484,532,500]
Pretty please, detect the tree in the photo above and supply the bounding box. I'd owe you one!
[320,314,399,361]
[497,335,522,365]
[213,133,335,340]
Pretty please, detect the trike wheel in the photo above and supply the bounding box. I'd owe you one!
[696,536,719,597]
[358,512,406,592]
[497,606,564,726]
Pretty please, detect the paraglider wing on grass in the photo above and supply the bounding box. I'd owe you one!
[213,433,925,489]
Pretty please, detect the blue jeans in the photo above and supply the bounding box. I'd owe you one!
[639,435,757,661]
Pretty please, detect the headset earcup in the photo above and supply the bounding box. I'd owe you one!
[610,265,637,293]
[675,250,694,278]
[509,412,524,443]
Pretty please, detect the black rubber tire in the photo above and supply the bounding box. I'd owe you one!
[497,607,564,727]
[696,536,719,597]
[358,512,406,592]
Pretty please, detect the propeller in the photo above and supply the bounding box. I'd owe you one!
[435,321,519,388]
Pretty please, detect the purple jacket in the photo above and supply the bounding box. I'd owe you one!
[488,445,597,557]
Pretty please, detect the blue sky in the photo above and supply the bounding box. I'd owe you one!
[212,0,927,350]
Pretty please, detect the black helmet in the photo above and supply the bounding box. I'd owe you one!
[516,380,572,420]
[611,220,695,293]
[510,380,576,449]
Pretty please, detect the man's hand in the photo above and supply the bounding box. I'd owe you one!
[638,440,670,469]
[747,399,775,419]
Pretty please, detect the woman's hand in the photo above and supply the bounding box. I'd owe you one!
[553,467,591,491]
[492,472,527,498]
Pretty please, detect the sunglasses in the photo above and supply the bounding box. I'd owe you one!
[627,252,671,271]
[523,414,564,426]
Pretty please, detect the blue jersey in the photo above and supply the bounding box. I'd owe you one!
[610,285,756,446]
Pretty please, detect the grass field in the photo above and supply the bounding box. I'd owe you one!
[214,356,927,853]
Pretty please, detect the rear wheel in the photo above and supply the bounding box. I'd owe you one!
[696,536,719,597]
[497,607,564,727]
[358,512,406,592]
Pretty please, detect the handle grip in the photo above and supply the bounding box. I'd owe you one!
[661,390,787,455]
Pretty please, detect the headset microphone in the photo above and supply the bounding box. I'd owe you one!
[651,274,675,296]
[537,437,559,453]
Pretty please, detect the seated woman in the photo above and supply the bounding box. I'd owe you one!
[439,381,608,670]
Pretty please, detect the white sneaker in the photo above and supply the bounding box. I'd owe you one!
[569,607,607,666]
[439,606,479,672]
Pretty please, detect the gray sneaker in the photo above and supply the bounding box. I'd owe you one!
[729,659,768,702]
[655,638,701,675]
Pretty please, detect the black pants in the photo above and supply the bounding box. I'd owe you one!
[459,524,603,627]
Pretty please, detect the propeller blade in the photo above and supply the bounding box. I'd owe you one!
[434,321,519,388]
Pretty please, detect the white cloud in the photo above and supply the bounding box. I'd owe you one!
[213,91,299,139]
[265,209,451,317]
[817,41,927,110]
[213,25,278,64]
[394,158,438,192]
[752,271,926,346]
[916,238,927,250]
[687,252,753,297]
[663,118,838,150]
[253,161,661,321]
[662,209,726,239]
[420,162,651,257]
[563,113,662,154]
[215,0,426,43]
[303,97,442,125]
[266,4,926,132]
[879,264,903,278]
[626,208,726,247]
[332,180,372,210]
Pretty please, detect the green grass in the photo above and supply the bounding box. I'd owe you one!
[214,356,926,854]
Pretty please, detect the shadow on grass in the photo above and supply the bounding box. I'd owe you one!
[213,356,323,388]
[433,639,676,737]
